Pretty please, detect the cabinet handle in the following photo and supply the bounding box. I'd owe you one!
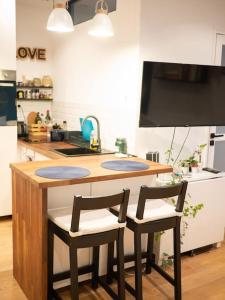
[26,155,33,162]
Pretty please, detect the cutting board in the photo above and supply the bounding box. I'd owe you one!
[27,112,37,125]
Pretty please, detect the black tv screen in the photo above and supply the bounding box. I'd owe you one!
[139,61,225,127]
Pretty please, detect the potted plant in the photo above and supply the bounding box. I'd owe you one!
[179,159,189,175]
[187,156,199,173]
[194,143,207,170]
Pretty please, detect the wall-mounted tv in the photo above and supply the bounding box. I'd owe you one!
[139,61,225,127]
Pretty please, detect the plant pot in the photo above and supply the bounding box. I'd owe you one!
[191,166,199,174]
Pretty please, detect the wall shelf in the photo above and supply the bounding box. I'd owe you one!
[16,98,53,101]
[17,86,53,89]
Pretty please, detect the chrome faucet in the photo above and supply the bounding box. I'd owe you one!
[82,115,101,151]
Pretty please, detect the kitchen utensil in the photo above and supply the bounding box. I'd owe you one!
[27,112,37,125]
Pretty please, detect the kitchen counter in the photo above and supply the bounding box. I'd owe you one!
[11,154,172,300]
[11,154,172,188]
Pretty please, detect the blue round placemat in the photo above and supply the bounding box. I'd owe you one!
[35,166,90,179]
[101,160,150,171]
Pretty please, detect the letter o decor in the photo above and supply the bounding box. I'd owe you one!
[17,47,28,59]
[17,47,47,61]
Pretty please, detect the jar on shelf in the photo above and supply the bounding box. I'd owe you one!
[33,78,41,87]
[42,76,53,87]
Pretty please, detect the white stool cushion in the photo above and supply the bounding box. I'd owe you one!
[48,207,126,238]
[114,199,181,224]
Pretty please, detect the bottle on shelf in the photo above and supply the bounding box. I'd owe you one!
[31,89,36,99]
[27,90,31,99]
[35,89,40,99]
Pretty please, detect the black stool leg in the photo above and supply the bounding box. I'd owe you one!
[134,229,143,300]
[48,222,54,298]
[107,241,114,284]
[145,233,154,274]
[92,246,100,289]
[117,229,125,300]
[69,245,79,300]
[173,218,182,300]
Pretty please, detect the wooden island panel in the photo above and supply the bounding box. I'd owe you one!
[12,171,48,300]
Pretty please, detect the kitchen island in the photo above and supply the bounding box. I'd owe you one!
[10,154,172,300]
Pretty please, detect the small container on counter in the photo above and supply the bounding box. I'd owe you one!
[115,137,128,157]
[50,129,65,142]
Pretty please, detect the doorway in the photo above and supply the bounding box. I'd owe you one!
[208,33,225,171]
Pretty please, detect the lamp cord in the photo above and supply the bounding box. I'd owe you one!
[173,127,191,166]
[167,127,176,165]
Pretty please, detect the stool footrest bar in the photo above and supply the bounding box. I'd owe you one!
[151,261,175,285]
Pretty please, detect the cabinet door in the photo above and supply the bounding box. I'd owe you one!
[17,146,51,162]
[34,152,51,161]
[157,177,225,262]
[0,126,17,216]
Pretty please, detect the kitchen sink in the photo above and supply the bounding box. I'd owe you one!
[53,147,114,157]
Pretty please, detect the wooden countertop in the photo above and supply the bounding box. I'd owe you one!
[11,154,172,188]
[17,139,76,159]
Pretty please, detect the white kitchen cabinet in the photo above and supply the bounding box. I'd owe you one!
[17,144,50,162]
[0,126,17,216]
[0,143,51,217]
[0,0,16,70]
[155,176,225,262]
[34,151,51,161]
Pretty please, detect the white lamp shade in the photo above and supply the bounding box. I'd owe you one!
[88,13,114,37]
[47,8,74,33]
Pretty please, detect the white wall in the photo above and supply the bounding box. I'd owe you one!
[16,0,53,121]
[52,0,141,152]
[16,0,225,164]
[135,0,225,164]
[0,0,16,70]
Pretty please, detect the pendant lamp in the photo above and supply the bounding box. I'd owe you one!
[88,0,114,37]
[47,0,74,33]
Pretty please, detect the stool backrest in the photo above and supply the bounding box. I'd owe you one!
[70,189,130,234]
[136,181,188,220]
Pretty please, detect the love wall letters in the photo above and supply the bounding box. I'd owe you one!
[17,47,47,61]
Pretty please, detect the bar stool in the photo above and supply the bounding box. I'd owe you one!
[108,181,188,300]
[48,189,130,300]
